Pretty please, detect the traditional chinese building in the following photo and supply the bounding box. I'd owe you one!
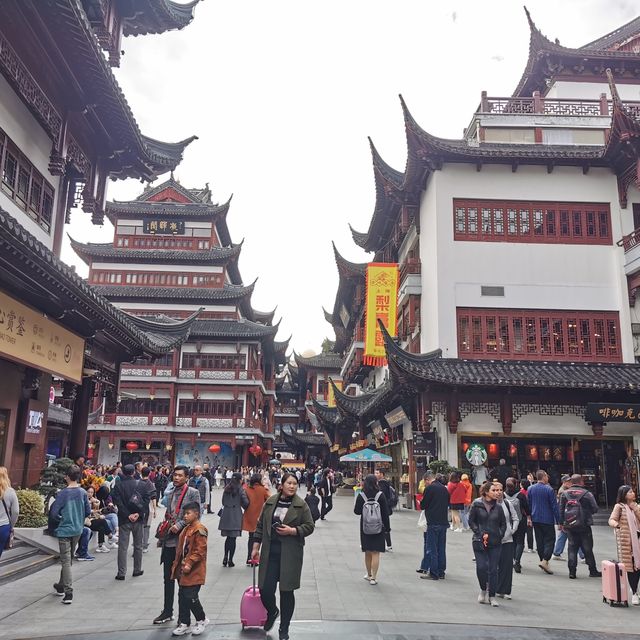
[323,11,640,504]
[73,177,287,468]
[0,0,199,485]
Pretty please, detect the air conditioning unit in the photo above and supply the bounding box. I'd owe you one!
[632,323,640,336]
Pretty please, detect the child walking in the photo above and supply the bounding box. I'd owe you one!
[171,502,209,636]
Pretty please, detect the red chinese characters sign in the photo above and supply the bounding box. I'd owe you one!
[364,263,398,366]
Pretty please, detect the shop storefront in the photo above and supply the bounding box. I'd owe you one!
[459,434,634,507]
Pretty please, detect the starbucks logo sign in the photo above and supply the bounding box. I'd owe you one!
[466,444,487,466]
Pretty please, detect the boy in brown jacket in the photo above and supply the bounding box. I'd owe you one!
[170,502,209,636]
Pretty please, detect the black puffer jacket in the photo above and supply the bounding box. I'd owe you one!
[468,497,507,548]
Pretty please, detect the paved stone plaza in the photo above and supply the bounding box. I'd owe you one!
[0,490,635,639]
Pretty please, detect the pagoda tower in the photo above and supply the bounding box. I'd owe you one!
[70,177,288,468]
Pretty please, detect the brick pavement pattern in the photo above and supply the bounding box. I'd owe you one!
[0,489,631,639]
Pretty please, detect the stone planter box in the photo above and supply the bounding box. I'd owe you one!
[14,528,60,556]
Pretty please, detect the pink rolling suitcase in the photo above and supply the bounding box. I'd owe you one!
[241,560,268,628]
[602,560,628,607]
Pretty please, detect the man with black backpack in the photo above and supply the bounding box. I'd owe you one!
[559,474,601,580]
[112,464,145,580]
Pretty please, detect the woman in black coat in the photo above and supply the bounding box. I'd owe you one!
[468,481,506,607]
[354,474,390,586]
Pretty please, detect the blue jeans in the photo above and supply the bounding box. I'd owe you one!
[423,524,447,577]
[461,505,470,530]
[76,526,91,556]
[0,523,11,559]
[554,529,584,559]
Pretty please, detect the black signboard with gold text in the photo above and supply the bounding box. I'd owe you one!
[585,403,640,422]
[143,219,185,235]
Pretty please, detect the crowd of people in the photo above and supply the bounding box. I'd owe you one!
[2,455,640,637]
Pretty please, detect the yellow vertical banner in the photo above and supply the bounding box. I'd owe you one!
[364,263,399,366]
[327,380,342,408]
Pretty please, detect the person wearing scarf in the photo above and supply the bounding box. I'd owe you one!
[609,485,640,605]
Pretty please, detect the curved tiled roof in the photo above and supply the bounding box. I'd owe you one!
[105,198,231,223]
[94,281,255,302]
[122,0,200,36]
[379,321,640,391]
[580,16,640,51]
[189,318,278,339]
[294,352,344,370]
[69,237,241,265]
[332,243,367,278]
[0,207,196,356]
[38,1,197,182]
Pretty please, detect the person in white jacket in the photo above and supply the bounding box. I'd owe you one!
[493,481,519,599]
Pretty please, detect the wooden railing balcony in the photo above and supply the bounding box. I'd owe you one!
[618,228,640,253]
[120,364,174,377]
[476,91,640,118]
[400,258,421,284]
[177,368,263,381]
[100,413,170,426]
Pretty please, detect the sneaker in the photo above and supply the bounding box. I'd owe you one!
[496,593,505,598]
[632,594,640,606]
[589,570,602,578]
[503,594,512,600]
[115,575,125,581]
[76,554,95,561]
[133,571,144,577]
[513,562,522,574]
[264,607,280,632]
[53,583,64,596]
[552,554,565,561]
[95,544,109,553]
[363,574,371,580]
[153,613,175,625]
[108,542,118,549]
[489,598,499,607]
[172,623,191,636]
[192,618,209,636]
[478,590,487,604]
[369,578,378,585]
[386,546,393,552]
[416,569,428,574]
[61,592,73,605]
[143,547,149,553]
[569,573,576,579]
[420,573,439,580]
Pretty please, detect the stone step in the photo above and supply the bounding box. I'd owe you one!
[0,541,36,566]
[0,540,56,585]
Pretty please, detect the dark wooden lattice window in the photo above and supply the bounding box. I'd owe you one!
[456,308,621,362]
[0,128,55,232]
[453,199,611,245]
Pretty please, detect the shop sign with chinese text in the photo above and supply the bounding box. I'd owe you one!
[0,290,84,383]
[364,263,398,366]
[585,403,640,422]
[143,219,185,235]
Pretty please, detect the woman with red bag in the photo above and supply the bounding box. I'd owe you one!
[0,466,18,557]
[447,472,467,532]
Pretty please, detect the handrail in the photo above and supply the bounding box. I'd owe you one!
[618,227,640,252]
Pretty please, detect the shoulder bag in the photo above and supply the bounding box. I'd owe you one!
[155,484,188,542]
[2,498,14,550]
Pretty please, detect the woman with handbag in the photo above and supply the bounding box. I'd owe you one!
[609,485,640,605]
[219,472,249,567]
[468,481,506,607]
[0,466,19,558]
[251,472,315,640]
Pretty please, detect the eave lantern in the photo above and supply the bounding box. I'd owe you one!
[208,444,221,454]
[249,445,262,456]
[125,441,139,451]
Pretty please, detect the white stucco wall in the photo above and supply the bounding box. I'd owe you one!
[0,73,61,248]
[418,164,634,361]
[546,81,640,102]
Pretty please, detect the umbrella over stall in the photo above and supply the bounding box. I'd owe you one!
[340,448,392,463]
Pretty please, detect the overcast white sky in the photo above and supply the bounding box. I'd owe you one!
[61,0,637,354]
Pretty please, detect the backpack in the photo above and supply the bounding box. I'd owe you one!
[388,485,398,509]
[563,488,587,529]
[127,481,144,513]
[362,491,384,535]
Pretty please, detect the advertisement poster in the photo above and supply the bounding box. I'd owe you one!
[175,440,234,469]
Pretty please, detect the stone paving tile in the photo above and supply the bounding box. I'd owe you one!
[0,488,632,639]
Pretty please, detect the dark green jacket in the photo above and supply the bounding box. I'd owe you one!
[254,493,315,591]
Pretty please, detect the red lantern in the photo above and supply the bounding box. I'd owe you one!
[125,442,138,451]
[488,443,499,458]
[508,443,518,458]
[462,442,469,453]
[250,445,262,456]
[208,444,221,454]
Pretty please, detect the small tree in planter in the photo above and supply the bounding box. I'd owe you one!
[428,459,462,478]
[15,489,47,528]
[38,457,74,493]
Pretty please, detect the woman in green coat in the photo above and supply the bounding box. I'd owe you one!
[251,472,315,640]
